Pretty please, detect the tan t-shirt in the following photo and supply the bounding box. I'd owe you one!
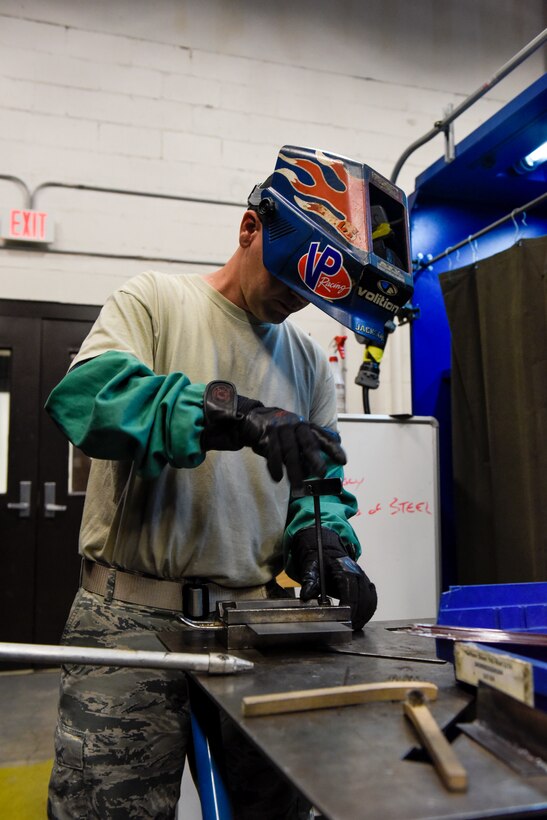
[74,271,337,587]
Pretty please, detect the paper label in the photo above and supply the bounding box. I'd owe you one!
[454,642,534,706]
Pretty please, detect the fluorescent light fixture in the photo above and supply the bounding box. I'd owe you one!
[523,140,547,168]
[514,140,547,174]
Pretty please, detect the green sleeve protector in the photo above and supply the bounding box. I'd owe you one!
[283,459,361,580]
[45,350,207,479]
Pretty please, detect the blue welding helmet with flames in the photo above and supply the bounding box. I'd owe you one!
[248,145,414,348]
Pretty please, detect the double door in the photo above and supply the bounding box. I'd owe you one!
[0,301,98,646]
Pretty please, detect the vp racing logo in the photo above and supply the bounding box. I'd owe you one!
[298,242,352,300]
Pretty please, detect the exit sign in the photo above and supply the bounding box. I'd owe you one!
[1,208,54,243]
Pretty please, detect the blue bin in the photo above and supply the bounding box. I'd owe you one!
[438,582,547,630]
[436,582,547,709]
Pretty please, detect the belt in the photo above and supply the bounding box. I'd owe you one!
[81,558,268,614]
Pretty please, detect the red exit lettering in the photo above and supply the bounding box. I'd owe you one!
[8,209,49,241]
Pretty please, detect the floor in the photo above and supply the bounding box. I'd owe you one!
[0,667,60,819]
[0,666,201,819]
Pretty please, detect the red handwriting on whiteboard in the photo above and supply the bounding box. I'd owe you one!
[342,478,432,517]
[357,500,433,517]
[343,477,365,489]
[389,497,432,515]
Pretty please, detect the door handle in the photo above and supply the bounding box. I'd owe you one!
[7,481,32,518]
[44,482,68,518]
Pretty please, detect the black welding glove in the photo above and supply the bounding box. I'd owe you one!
[291,527,377,630]
[202,380,346,489]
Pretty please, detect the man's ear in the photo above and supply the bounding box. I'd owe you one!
[239,210,262,248]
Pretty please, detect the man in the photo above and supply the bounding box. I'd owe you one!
[45,145,412,819]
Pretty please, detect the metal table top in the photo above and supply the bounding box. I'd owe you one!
[162,620,547,819]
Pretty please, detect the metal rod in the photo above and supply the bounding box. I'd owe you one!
[399,624,547,646]
[415,190,547,270]
[0,642,254,675]
[313,495,329,606]
[326,647,446,664]
[390,28,547,183]
[443,104,455,163]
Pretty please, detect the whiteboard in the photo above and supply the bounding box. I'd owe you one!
[337,414,440,622]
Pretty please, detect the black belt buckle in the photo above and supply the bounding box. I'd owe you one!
[182,579,210,620]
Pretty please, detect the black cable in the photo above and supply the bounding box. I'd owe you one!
[362,387,371,415]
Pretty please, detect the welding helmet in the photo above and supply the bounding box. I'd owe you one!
[248,145,413,347]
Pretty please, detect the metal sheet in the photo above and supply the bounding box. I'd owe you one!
[223,620,353,650]
[250,622,352,640]
[458,684,547,777]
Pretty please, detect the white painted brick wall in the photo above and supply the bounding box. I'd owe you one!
[163,74,221,107]
[0,15,67,53]
[163,131,221,164]
[0,0,544,414]
[99,123,162,158]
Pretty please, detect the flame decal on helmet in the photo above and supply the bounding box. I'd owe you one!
[276,150,367,250]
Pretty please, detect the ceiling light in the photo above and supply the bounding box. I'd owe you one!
[514,140,547,174]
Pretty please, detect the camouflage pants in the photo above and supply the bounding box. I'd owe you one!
[48,587,308,820]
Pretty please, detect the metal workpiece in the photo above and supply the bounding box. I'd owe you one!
[0,642,253,675]
[216,598,353,649]
[399,623,547,648]
[217,599,351,625]
[458,685,547,778]
[213,474,353,652]
[225,621,353,650]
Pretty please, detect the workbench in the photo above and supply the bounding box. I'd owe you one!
[164,621,547,820]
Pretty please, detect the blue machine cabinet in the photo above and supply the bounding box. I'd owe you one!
[408,74,547,587]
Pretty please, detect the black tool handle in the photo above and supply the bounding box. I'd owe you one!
[312,495,329,605]
[303,478,342,606]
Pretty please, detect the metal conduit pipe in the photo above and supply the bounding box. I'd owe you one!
[30,181,246,210]
[0,178,244,266]
[390,28,547,184]
[0,641,254,675]
[0,173,32,208]
[0,244,225,268]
